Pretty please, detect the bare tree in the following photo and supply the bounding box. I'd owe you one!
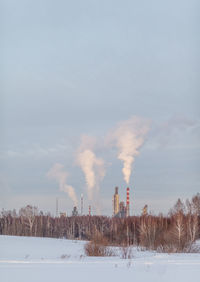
[191,193,200,216]
[19,205,38,235]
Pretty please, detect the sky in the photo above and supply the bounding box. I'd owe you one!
[1,0,200,216]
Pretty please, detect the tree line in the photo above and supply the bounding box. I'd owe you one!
[0,193,200,252]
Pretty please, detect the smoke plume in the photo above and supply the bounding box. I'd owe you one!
[76,135,105,202]
[47,163,78,206]
[108,116,150,184]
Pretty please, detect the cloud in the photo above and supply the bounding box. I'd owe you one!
[151,115,199,147]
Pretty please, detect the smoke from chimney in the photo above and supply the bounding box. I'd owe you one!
[47,163,78,206]
[76,135,105,203]
[108,116,150,184]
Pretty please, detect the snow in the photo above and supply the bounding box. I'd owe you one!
[1,235,200,282]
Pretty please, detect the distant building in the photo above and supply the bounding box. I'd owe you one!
[120,201,126,213]
[88,205,91,216]
[72,206,78,216]
[142,204,148,216]
[115,201,126,218]
[60,212,66,217]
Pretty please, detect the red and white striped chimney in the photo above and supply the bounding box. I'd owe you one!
[126,187,130,217]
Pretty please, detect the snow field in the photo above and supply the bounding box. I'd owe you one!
[0,235,200,282]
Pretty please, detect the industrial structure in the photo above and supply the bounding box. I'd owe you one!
[56,198,58,217]
[88,205,91,216]
[60,212,66,217]
[56,188,133,218]
[72,206,78,216]
[142,204,148,216]
[81,194,83,215]
[113,187,119,215]
[118,201,126,218]
[113,186,131,218]
[126,187,130,217]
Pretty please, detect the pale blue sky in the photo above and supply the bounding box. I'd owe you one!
[1,0,200,215]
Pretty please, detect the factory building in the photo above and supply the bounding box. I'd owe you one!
[72,206,78,216]
[118,201,126,218]
[60,212,67,217]
[142,204,148,216]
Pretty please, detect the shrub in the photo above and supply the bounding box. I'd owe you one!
[60,254,70,259]
[157,242,200,253]
[120,245,133,259]
[84,234,115,257]
[84,241,115,257]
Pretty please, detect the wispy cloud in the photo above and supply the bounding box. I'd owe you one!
[147,115,200,149]
[0,143,71,159]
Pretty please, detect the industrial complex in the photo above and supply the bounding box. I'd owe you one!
[58,186,139,218]
[113,186,130,218]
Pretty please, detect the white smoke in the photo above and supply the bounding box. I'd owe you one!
[47,163,78,206]
[76,135,105,202]
[108,116,150,184]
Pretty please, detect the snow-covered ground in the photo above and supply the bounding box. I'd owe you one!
[1,235,200,282]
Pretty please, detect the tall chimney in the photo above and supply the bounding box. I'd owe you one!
[56,198,58,217]
[112,195,114,217]
[81,194,83,215]
[126,187,130,217]
[89,205,91,216]
[113,186,119,216]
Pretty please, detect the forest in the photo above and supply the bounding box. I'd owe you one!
[1,193,200,253]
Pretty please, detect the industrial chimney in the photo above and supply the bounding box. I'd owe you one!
[56,197,58,217]
[81,194,83,215]
[113,187,119,216]
[126,187,130,217]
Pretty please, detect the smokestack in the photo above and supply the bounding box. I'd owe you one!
[89,205,91,216]
[81,194,83,215]
[113,186,119,216]
[126,187,130,217]
[56,198,58,217]
[112,196,114,217]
